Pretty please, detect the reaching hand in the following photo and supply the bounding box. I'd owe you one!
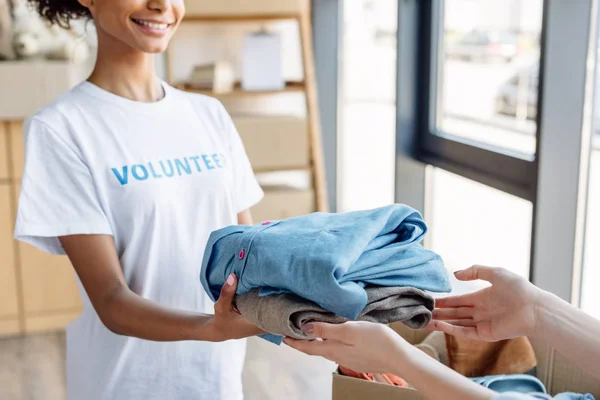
[283,321,408,374]
[428,266,542,342]
[207,274,265,341]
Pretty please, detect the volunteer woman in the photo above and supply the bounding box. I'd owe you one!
[14,0,265,399]
[285,266,600,400]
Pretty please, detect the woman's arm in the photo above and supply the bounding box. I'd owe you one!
[531,289,600,379]
[394,338,496,400]
[284,322,496,400]
[237,209,254,225]
[59,218,262,342]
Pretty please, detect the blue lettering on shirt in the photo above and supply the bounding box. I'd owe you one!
[132,164,149,181]
[190,156,202,172]
[111,154,228,186]
[202,154,215,170]
[148,162,163,178]
[112,166,129,185]
[160,160,175,177]
[212,153,223,168]
[175,158,192,176]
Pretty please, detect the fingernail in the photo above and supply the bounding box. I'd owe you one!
[301,324,314,334]
[226,274,235,286]
[454,270,464,275]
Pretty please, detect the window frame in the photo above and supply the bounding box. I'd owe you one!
[312,0,343,213]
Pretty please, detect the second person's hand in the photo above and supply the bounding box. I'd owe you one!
[428,265,542,341]
[205,273,265,342]
[283,321,407,374]
[284,321,498,400]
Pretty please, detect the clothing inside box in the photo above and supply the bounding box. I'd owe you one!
[338,326,537,389]
[335,323,597,400]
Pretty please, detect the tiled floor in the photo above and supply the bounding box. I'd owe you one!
[0,333,66,400]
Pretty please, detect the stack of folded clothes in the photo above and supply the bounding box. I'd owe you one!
[200,204,453,343]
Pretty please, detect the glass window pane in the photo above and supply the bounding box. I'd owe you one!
[428,168,533,278]
[581,39,600,318]
[582,153,600,318]
[339,0,397,212]
[437,0,544,156]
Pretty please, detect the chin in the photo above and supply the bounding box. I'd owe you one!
[134,39,171,54]
[141,44,169,54]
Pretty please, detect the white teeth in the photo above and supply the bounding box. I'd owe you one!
[135,19,168,30]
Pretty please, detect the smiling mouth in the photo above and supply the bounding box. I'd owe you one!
[131,18,172,31]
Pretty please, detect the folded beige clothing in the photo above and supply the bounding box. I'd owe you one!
[235,286,435,340]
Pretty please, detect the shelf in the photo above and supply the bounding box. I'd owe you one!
[254,166,311,174]
[182,0,309,22]
[175,81,306,97]
[183,14,302,23]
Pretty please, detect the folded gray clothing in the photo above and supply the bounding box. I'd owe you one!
[234,286,435,340]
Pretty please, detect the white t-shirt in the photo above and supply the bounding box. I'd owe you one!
[13,80,264,400]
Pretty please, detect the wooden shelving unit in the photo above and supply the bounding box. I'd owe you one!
[164,2,328,219]
[174,81,306,97]
[0,121,83,338]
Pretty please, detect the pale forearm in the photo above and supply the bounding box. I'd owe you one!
[534,290,600,379]
[100,286,215,342]
[392,343,496,400]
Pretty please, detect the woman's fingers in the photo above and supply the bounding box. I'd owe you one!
[432,307,474,320]
[215,273,237,314]
[455,265,497,284]
[283,337,335,357]
[427,320,481,340]
[434,293,478,308]
[438,319,477,327]
[303,322,355,344]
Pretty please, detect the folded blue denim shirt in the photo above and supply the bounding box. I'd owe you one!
[200,204,451,322]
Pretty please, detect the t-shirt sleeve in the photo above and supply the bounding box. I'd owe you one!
[216,102,264,214]
[13,118,113,255]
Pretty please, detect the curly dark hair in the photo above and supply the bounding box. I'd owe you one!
[26,0,92,28]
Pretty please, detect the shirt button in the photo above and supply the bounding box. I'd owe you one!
[262,221,271,226]
[239,249,245,259]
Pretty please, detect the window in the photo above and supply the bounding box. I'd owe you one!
[410,0,545,204]
[395,0,596,304]
[437,0,543,157]
[428,168,533,278]
[581,38,600,318]
[582,150,600,318]
[338,0,397,212]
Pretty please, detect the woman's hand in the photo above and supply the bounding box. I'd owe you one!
[428,265,542,341]
[284,321,497,400]
[283,321,408,373]
[205,274,265,342]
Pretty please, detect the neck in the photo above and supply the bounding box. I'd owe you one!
[88,31,163,103]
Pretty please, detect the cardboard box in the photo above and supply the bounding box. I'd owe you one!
[251,188,314,222]
[233,116,310,171]
[332,323,600,399]
[184,0,309,17]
